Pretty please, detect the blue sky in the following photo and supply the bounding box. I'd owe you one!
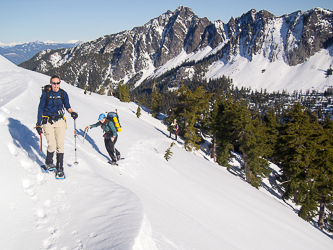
[1,0,332,45]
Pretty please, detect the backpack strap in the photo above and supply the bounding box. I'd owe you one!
[44,88,65,110]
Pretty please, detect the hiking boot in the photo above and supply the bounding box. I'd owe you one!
[44,163,56,172]
[45,151,55,169]
[56,153,64,172]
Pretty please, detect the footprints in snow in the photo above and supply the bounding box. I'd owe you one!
[0,111,95,249]
[122,138,168,178]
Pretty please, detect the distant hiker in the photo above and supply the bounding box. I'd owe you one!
[85,113,121,164]
[36,75,78,179]
[169,119,179,140]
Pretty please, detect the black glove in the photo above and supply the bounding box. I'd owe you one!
[71,112,78,120]
[36,123,43,135]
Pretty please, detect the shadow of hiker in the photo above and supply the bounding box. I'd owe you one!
[154,127,169,137]
[8,118,45,166]
[77,129,110,161]
[154,127,184,146]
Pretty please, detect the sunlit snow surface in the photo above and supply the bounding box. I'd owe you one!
[0,55,332,249]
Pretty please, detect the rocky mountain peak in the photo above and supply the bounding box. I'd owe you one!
[19,6,333,93]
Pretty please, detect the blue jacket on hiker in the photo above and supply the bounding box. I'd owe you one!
[37,90,71,124]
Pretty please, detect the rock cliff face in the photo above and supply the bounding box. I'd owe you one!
[19,6,333,92]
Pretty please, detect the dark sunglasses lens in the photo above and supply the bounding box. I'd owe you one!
[51,82,60,85]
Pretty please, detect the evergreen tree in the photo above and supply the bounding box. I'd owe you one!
[164,142,175,161]
[263,108,280,163]
[214,94,243,168]
[212,95,271,188]
[208,95,233,166]
[99,86,105,95]
[277,103,327,220]
[116,82,130,102]
[115,82,123,100]
[207,96,222,162]
[151,83,162,118]
[173,84,212,151]
[316,121,333,230]
[122,84,130,102]
[229,100,271,188]
[136,102,142,118]
[297,120,333,230]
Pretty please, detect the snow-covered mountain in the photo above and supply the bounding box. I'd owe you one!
[0,40,82,65]
[19,6,333,93]
[1,55,333,249]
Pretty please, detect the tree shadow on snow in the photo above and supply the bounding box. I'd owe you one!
[76,129,110,161]
[8,118,45,166]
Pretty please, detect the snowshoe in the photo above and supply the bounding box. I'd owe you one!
[108,160,118,166]
[55,171,66,179]
[41,164,56,173]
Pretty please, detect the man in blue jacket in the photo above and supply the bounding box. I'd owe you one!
[36,75,78,178]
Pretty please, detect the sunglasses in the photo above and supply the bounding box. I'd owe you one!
[51,82,60,85]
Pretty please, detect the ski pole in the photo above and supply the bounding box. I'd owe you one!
[74,120,78,165]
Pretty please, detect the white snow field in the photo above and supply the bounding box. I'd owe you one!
[0,55,332,249]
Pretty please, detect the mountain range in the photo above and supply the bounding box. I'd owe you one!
[0,40,82,65]
[19,6,333,93]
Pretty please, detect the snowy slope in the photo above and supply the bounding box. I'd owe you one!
[205,47,333,93]
[151,46,333,93]
[0,55,332,250]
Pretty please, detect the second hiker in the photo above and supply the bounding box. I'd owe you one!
[85,113,121,164]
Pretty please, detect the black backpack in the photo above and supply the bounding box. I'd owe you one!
[42,85,65,109]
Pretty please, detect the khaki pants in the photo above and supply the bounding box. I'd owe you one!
[43,119,66,153]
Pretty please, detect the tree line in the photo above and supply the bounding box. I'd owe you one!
[130,79,333,232]
[169,85,333,232]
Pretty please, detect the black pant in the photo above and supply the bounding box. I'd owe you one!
[104,136,120,162]
[169,129,178,140]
